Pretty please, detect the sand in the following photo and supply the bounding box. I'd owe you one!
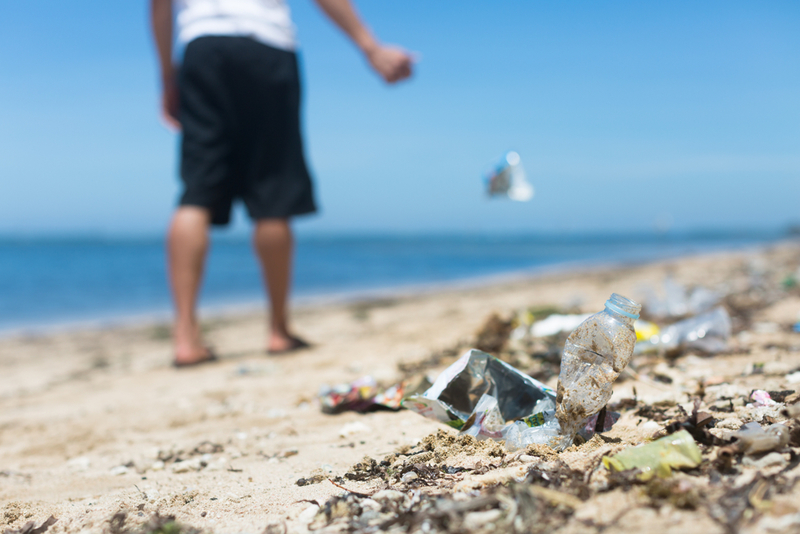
[1,242,799,533]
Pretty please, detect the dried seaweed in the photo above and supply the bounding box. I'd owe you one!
[309,482,577,534]
[295,474,327,486]
[664,398,720,446]
[2,516,56,534]
[344,456,382,482]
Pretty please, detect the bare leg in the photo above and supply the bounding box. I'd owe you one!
[253,218,301,352]
[167,206,212,364]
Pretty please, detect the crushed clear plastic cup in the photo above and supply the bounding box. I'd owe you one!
[644,278,721,319]
[636,306,732,355]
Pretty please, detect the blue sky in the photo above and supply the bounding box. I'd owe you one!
[0,1,797,236]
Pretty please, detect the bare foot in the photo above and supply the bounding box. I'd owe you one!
[174,320,213,365]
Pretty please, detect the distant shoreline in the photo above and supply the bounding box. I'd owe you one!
[1,235,793,338]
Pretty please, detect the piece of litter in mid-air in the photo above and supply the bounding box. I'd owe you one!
[602,430,702,480]
[484,151,534,202]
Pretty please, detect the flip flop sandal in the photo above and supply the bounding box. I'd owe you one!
[267,337,312,356]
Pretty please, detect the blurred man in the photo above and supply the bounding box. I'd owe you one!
[151,0,413,365]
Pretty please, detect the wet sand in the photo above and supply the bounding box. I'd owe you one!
[1,241,799,533]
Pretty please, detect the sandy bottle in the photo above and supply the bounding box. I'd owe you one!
[556,293,641,442]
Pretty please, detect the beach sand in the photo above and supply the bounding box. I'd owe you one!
[1,242,800,533]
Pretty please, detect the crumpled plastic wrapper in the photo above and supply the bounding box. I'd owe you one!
[403,349,555,430]
[404,349,619,449]
[603,430,703,480]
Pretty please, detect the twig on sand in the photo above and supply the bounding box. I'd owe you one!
[328,478,374,498]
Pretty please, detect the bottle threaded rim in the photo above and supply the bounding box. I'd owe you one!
[605,293,641,320]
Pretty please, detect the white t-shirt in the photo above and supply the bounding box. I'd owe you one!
[173,0,297,52]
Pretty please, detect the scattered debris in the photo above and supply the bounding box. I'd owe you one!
[319,376,381,414]
[309,481,576,534]
[732,422,790,455]
[171,459,203,473]
[319,376,431,414]
[663,398,718,445]
[296,474,327,487]
[603,430,703,480]
[193,441,223,455]
[306,249,800,533]
[2,516,56,534]
[749,389,776,407]
[636,306,732,355]
[530,314,591,338]
[644,277,721,320]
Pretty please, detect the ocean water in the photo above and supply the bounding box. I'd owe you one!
[0,231,787,331]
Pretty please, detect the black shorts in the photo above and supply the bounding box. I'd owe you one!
[178,36,317,226]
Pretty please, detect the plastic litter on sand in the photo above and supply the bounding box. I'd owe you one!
[555,293,641,448]
[602,430,703,480]
[405,293,639,451]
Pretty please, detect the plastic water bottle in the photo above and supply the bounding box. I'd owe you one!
[556,293,641,442]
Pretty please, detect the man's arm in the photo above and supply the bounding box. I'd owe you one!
[312,0,413,84]
[151,0,180,129]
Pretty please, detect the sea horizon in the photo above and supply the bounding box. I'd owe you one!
[0,228,795,335]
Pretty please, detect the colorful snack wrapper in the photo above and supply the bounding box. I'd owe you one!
[319,375,431,414]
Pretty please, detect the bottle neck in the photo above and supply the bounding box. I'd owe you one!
[604,305,637,326]
[604,293,641,326]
